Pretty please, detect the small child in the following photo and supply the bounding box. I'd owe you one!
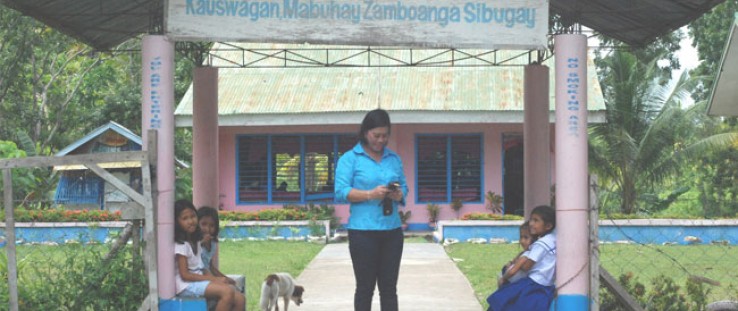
[487,205,557,311]
[498,221,537,286]
[197,206,239,291]
[174,200,245,311]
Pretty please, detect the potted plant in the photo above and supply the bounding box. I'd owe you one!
[426,203,440,229]
[450,198,464,219]
[398,210,412,231]
[485,191,503,214]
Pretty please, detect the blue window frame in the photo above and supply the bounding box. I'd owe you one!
[237,134,355,204]
[415,134,483,203]
[54,171,104,208]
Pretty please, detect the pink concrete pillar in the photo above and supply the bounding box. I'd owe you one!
[192,67,220,209]
[524,64,551,219]
[142,35,176,299]
[554,34,590,309]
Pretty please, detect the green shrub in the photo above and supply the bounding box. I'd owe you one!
[9,244,146,310]
[600,212,703,220]
[4,205,339,226]
[1,208,122,222]
[218,209,308,221]
[599,272,646,311]
[460,213,524,221]
[600,273,711,311]
[648,275,688,310]
[307,218,326,236]
[284,203,341,230]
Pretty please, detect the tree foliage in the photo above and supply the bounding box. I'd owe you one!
[0,6,196,205]
[595,30,683,85]
[683,1,738,217]
[688,0,738,102]
[0,10,104,151]
[591,50,695,214]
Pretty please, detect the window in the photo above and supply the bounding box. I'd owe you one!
[54,171,104,207]
[416,134,482,203]
[237,134,355,204]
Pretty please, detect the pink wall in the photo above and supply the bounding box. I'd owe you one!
[217,123,547,225]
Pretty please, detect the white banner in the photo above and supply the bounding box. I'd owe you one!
[166,0,548,49]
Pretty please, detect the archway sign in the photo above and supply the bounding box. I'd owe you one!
[166,0,548,49]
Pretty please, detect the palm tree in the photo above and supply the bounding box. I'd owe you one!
[676,102,738,217]
[589,50,696,214]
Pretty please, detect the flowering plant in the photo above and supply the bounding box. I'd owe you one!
[2,209,123,222]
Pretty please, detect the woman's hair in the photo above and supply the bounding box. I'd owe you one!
[358,108,391,145]
[197,205,220,238]
[174,199,202,245]
[531,205,556,234]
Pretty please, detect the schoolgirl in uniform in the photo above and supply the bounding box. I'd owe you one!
[487,205,556,311]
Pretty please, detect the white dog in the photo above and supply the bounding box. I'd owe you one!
[259,273,305,311]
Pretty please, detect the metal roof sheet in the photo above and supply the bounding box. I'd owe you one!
[1,0,724,50]
[54,120,189,168]
[174,43,605,124]
[55,121,141,156]
[551,0,725,47]
[0,0,154,51]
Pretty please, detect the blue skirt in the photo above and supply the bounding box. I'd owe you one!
[486,277,554,311]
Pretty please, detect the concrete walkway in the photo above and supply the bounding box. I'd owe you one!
[295,243,484,311]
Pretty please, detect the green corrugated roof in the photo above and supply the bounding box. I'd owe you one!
[175,43,604,123]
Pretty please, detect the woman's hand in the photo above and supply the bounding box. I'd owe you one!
[367,185,389,200]
[387,188,403,202]
[352,185,402,202]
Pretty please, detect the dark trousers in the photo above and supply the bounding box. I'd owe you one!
[348,228,404,311]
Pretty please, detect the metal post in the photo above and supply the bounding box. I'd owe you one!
[142,34,175,300]
[192,66,220,209]
[590,175,600,311]
[554,33,590,310]
[523,64,551,219]
[4,169,19,311]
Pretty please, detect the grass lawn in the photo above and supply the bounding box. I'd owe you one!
[13,235,735,310]
[10,240,323,311]
[218,240,324,311]
[220,235,433,310]
[446,243,738,309]
[11,236,429,310]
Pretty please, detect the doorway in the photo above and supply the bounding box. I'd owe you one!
[502,134,524,216]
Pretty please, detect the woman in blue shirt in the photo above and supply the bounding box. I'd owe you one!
[335,108,408,311]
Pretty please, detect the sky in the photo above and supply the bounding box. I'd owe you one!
[588,26,701,106]
[674,29,701,80]
[587,26,700,77]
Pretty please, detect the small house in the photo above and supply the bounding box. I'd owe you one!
[53,121,187,211]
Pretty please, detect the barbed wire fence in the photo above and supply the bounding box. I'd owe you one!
[590,176,738,311]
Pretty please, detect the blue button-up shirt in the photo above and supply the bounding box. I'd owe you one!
[335,143,408,230]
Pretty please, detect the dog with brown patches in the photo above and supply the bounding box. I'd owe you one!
[259,273,305,311]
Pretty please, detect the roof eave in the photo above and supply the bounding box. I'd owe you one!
[55,121,140,156]
[175,110,607,127]
[707,14,738,117]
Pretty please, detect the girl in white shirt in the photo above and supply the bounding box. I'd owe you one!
[487,205,556,311]
[174,200,244,311]
[498,221,537,286]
